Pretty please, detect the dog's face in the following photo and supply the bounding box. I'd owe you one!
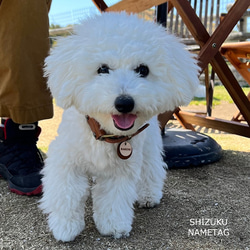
[45,12,199,135]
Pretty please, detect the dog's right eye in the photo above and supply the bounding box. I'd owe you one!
[97,65,110,74]
[134,64,149,78]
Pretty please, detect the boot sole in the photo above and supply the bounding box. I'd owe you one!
[9,183,42,196]
[0,165,42,196]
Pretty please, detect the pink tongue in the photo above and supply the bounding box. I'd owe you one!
[112,114,137,130]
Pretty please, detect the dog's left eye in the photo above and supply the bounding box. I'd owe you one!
[97,65,110,74]
[134,64,149,78]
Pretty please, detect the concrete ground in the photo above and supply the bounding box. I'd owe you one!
[0,103,249,250]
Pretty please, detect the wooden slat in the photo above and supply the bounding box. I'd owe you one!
[174,111,196,131]
[105,0,168,13]
[204,0,209,29]
[91,0,108,11]
[221,41,250,51]
[158,111,175,130]
[209,0,214,34]
[167,1,174,12]
[222,50,250,58]
[215,0,220,28]
[178,110,250,137]
[157,108,190,130]
[222,50,250,85]
[221,42,250,86]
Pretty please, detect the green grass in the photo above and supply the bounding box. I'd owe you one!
[190,85,249,106]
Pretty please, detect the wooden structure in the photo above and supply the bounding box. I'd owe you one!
[92,0,250,138]
[221,41,250,122]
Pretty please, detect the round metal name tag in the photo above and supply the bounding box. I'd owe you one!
[117,141,133,160]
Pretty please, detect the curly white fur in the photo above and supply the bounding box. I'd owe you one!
[40,12,199,242]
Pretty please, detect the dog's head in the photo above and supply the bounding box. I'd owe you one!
[45,12,199,135]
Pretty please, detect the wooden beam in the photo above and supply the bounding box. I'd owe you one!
[174,111,196,131]
[221,42,250,85]
[178,111,250,138]
[91,0,108,12]
[221,41,250,51]
[158,110,175,130]
[222,50,250,85]
[105,0,168,13]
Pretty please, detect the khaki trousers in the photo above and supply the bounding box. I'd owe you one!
[0,0,53,124]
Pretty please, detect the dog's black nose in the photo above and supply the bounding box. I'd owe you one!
[114,95,135,113]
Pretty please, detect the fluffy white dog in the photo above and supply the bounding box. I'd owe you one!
[40,12,199,242]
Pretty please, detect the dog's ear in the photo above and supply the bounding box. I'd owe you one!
[169,37,200,106]
[44,38,77,109]
[155,32,200,108]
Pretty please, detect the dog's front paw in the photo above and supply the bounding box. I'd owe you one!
[48,214,85,242]
[137,197,161,208]
[94,215,131,239]
[103,228,130,239]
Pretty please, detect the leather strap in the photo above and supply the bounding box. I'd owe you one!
[86,115,149,144]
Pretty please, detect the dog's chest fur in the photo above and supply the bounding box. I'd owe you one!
[57,107,149,175]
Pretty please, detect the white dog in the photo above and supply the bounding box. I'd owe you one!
[40,12,199,242]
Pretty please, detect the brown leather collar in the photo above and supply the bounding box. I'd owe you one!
[86,115,149,144]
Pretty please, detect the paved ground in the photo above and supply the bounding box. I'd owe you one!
[0,103,249,250]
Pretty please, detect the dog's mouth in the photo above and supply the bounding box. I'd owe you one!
[111,114,137,131]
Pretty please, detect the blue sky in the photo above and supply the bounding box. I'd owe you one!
[49,0,102,26]
[49,0,121,26]
[49,0,96,15]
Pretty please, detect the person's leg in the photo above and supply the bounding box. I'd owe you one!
[0,0,53,123]
[0,0,53,195]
